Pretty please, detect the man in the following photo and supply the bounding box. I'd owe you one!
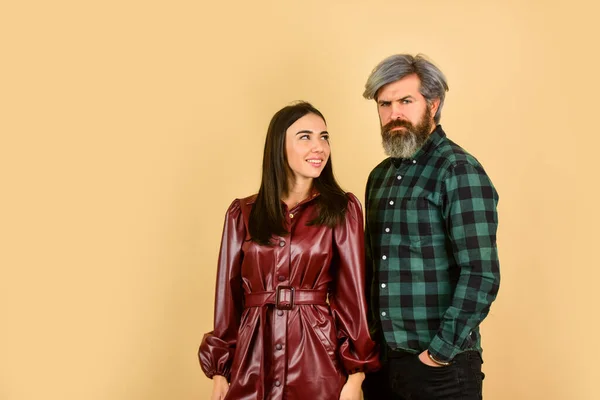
[361,54,500,400]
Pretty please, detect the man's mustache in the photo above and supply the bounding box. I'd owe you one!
[382,119,413,133]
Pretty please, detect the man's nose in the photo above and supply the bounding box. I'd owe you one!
[391,102,403,119]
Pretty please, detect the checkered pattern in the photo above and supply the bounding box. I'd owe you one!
[365,125,500,362]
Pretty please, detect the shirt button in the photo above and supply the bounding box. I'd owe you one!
[274,380,281,387]
[276,343,282,350]
[278,275,285,282]
[385,228,390,233]
[277,310,284,316]
[382,255,387,260]
[397,175,402,180]
[279,241,285,247]
[381,311,387,316]
[389,200,394,205]
[381,283,386,288]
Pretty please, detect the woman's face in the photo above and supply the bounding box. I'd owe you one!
[285,113,330,184]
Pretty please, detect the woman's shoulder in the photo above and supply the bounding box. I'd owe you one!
[240,194,258,205]
[344,192,363,210]
[224,194,257,220]
[226,194,257,208]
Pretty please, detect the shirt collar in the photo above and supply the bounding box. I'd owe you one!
[245,187,321,206]
[391,124,446,167]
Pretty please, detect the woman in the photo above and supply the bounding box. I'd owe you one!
[199,102,379,400]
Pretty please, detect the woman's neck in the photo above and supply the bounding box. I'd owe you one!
[283,178,313,209]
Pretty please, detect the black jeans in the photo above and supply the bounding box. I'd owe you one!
[363,350,485,400]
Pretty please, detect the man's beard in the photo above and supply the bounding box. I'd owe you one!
[381,106,434,158]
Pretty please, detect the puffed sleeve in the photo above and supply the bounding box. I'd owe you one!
[329,193,380,374]
[198,199,246,380]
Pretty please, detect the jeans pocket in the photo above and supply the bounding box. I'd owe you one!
[407,355,459,398]
[415,354,453,374]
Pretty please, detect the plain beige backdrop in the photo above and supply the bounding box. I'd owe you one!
[1,0,598,399]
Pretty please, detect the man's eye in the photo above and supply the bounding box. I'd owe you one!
[402,99,412,104]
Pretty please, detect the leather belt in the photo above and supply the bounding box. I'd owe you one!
[244,286,328,310]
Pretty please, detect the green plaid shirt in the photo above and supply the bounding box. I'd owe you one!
[365,125,500,362]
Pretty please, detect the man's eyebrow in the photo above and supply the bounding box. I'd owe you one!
[378,95,415,103]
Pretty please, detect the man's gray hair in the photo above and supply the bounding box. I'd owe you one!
[363,54,449,124]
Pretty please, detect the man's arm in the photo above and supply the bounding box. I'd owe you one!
[427,162,500,362]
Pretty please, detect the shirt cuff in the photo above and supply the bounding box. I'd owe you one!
[428,334,462,363]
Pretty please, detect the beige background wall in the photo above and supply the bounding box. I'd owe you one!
[2,1,598,399]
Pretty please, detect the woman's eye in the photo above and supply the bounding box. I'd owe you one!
[300,134,310,140]
[321,135,330,141]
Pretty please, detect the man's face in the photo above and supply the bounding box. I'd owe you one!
[376,74,439,158]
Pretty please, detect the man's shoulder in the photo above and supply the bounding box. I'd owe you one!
[368,158,392,176]
[366,158,392,188]
[430,134,484,172]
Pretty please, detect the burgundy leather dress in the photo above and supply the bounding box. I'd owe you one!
[199,192,379,400]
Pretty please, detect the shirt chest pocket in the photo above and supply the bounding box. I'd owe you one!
[398,197,435,245]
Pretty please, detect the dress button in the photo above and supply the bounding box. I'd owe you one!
[279,241,285,247]
[412,160,417,164]
[278,275,285,282]
[289,213,294,218]
[381,283,386,288]
[381,311,387,316]
[274,380,281,387]
[397,175,402,180]
[276,344,282,350]
[382,255,387,260]
[385,228,390,233]
[389,200,394,205]
[277,310,284,316]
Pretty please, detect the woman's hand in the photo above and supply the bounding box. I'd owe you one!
[210,375,229,400]
[339,372,364,400]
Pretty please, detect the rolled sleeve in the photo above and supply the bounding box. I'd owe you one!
[429,163,500,362]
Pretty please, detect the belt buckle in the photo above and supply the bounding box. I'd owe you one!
[275,286,295,310]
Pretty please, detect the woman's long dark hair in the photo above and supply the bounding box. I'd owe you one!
[248,101,348,245]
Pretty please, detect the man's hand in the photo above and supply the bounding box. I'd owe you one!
[418,350,444,367]
[210,375,229,400]
[339,371,364,400]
